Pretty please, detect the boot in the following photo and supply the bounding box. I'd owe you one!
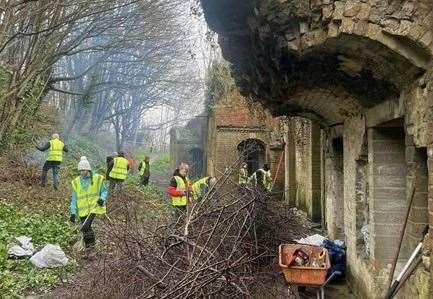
[83,247,96,261]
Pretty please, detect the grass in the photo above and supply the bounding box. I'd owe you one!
[0,202,77,298]
[152,152,169,172]
[0,118,171,297]
[0,131,109,298]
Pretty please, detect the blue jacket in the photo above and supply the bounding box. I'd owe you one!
[70,175,108,215]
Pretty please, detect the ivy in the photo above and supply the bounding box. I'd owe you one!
[204,61,236,112]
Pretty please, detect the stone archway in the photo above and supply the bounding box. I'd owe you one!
[237,138,266,176]
[201,1,433,297]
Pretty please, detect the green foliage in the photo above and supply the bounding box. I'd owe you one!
[132,150,170,174]
[0,74,47,150]
[0,202,77,298]
[152,153,170,171]
[134,148,151,161]
[64,135,108,177]
[205,61,236,112]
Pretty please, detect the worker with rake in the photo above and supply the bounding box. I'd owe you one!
[69,156,108,258]
[35,133,68,190]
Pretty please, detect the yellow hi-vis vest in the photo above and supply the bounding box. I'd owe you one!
[139,161,148,176]
[72,174,106,217]
[239,169,247,186]
[192,177,208,200]
[172,176,189,206]
[109,157,128,180]
[47,138,64,162]
[257,169,272,191]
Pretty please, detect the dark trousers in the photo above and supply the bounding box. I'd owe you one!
[80,214,96,248]
[109,178,124,194]
[41,161,60,189]
[140,175,150,186]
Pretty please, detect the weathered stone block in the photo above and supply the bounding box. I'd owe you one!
[322,5,333,21]
[373,211,406,224]
[353,20,369,36]
[372,164,406,177]
[397,20,414,36]
[373,174,406,188]
[332,1,345,20]
[420,31,433,48]
[407,221,428,237]
[410,206,429,223]
[373,224,402,236]
[357,3,371,20]
[372,140,405,153]
[373,152,406,163]
[368,7,381,24]
[412,192,429,207]
[373,188,406,201]
[344,1,361,17]
[408,23,427,41]
[425,122,433,144]
[340,17,355,33]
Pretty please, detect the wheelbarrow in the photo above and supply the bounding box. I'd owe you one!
[279,244,340,299]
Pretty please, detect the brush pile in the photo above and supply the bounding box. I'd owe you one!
[71,154,311,298]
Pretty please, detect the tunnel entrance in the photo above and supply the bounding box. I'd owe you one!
[237,139,266,176]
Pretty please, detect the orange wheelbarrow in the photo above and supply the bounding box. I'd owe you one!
[279,244,340,299]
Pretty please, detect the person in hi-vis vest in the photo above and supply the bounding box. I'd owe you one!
[167,163,193,220]
[69,156,107,255]
[138,156,150,186]
[108,151,129,192]
[249,163,272,192]
[192,176,217,201]
[35,133,68,190]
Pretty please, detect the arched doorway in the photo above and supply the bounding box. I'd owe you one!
[237,139,265,176]
[189,147,204,179]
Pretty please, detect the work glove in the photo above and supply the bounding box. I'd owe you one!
[97,198,104,207]
[70,214,76,223]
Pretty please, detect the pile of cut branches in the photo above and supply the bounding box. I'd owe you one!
[69,146,310,298]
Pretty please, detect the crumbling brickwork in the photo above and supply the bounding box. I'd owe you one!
[207,91,285,190]
[202,0,433,297]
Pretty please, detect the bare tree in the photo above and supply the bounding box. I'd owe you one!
[38,0,203,150]
[0,0,198,147]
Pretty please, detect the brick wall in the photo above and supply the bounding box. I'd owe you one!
[207,92,285,190]
[214,106,263,128]
[368,125,407,266]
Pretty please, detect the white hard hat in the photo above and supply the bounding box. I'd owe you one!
[78,156,91,171]
[52,133,59,139]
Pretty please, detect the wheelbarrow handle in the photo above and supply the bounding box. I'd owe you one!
[323,271,342,287]
[317,271,342,299]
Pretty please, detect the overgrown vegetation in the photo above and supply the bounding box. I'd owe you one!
[0,202,77,298]
[205,61,236,112]
[204,61,269,123]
